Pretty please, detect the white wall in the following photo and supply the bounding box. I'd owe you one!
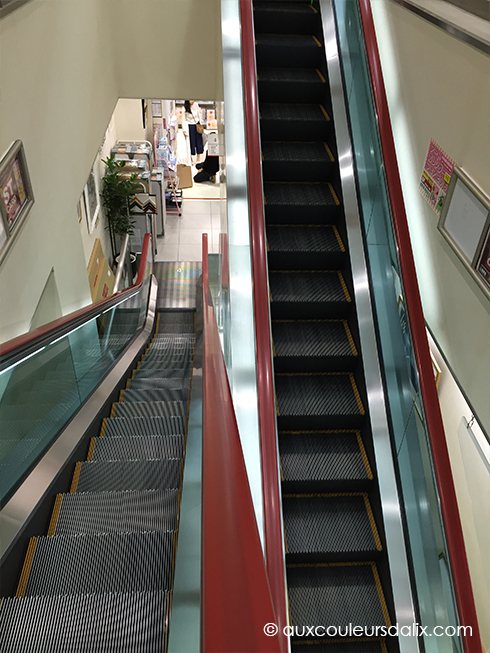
[0,0,223,343]
[371,0,490,434]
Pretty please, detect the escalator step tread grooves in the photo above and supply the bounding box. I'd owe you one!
[292,641,386,653]
[260,103,328,121]
[76,459,182,492]
[268,226,342,253]
[256,33,320,46]
[103,415,186,437]
[24,531,175,596]
[130,372,191,384]
[287,564,387,626]
[270,272,347,304]
[112,400,187,419]
[0,591,168,653]
[121,388,188,403]
[254,2,317,15]
[128,380,190,395]
[53,489,179,534]
[283,494,378,554]
[258,67,323,83]
[263,142,331,162]
[280,432,370,482]
[91,435,184,461]
[264,182,337,206]
[276,375,361,417]
[272,321,353,358]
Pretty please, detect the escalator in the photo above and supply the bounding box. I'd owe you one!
[253,2,398,651]
[1,300,196,651]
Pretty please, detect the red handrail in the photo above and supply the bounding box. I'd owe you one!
[239,1,289,649]
[358,2,483,650]
[0,233,153,358]
[201,233,282,653]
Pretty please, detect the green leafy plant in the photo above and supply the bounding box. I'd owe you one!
[101,156,141,239]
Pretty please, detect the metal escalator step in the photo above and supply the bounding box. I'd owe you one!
[23,531,175,596]
[253,2,319,35]
[91,435,184,461]
[262,142,335,182]
[280,431,372,487]
[263,141,333,163]
[149,337,195,347]
[267,226,344,270]
[120,388,188,403]
[258,67,326,104]
[264,182,340,223]
[256,34,323,68]
[0,590,168,653]
[103,416,185,437]
[138,361,193,376]
[283,494,380,559]
[75,459,182,492]
[53,489,179,534]
[157,317,195,334]
[259,103,330,141]
[111,400,187,419]
[270,271,350,319]
[272,320,356,372]
[126,380,190,400]
[287,563,389,628]
[130,373,191,389]
[292,640,386,652]
[275,374,364,429]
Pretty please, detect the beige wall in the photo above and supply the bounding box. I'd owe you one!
[371,0,490,433]
[0,0,223,343]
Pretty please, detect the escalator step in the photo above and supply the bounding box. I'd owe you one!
[258,67,326,104]
[0,591,168,653]
[138,361,193,376]
[270,271,350,319]
[91,435,184,461]
[52,489,179,534]
[75,459,182,492]
[102,415,186,437]
[253,1,318,35]
[149,336,195,347]
[259,103,331,141]
[272,320,356,372]
[283,494,380,560]
[292,640,386,653]
[264,182,340,223]
[23,531,175,596]
[267,226,344,270]
[256,34,323,68]
[262,142,335,182]
[126,380,190,398]
[120,388,188,403]
[287,563,389,628]
[130,373,191,388]
[111,400,187,420]
[280,431,372,488]
[276,373,364,429]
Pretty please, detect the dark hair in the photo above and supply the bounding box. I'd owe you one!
[184,100,191,113]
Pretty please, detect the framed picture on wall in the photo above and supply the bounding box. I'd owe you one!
[84,163,100,234]
[0,140,35,265]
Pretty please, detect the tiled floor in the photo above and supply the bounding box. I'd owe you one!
[155,165,221,262]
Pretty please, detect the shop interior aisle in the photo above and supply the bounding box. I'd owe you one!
[155,166,221,262]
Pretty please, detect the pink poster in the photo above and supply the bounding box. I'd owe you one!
[419,139,455,215]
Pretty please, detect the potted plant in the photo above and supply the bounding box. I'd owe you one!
[101,156,141,272]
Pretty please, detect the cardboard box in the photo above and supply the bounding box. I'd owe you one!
[87,239,104,300]
[177,164,193,189]
[92,258,115,303]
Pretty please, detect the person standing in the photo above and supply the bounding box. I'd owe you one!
[184,100,204,164]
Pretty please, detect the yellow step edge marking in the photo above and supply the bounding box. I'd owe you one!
[119,390,125,402]
[363,493,383,551]
[381,640,388,653]
[275,392,280,416]
[48,495,63,536]
[155,312,161,334]
[371,562,392,627]
[70,462,82,493]
[357,432,374,480]
[110,403,117,418]
[309,3,318,13]
[328,181,340,205]
[319,104,330,121]
[137,359,143,368]
[87,438,96,462]
[279,459,284,482]
[16,537,37,597]
[343,320,358,356]
[349,374,365,415]
[338,271,352,302]
[332,225,345,252]
[131,369,136,378]
[316,69,326,83]
[323,142,335,162]
[261,151,264,161]
[100,418,107,438]
[312,35,322,48]
[269,286,273,303]
[272,336,276,357]
[126,379,132,390]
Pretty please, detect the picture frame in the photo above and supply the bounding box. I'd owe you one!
[0,140,35,264]
[83,163,100,234]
